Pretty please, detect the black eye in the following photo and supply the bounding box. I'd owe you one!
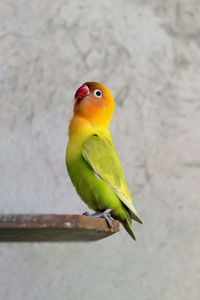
[93,89,102,98]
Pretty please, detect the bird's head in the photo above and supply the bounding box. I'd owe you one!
[73,82,114,126]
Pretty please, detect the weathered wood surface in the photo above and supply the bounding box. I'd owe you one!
[0,214,119,242]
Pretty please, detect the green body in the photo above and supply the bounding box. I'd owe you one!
[66,117,142,240]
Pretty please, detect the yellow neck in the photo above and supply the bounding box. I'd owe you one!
[68,115,111,141]
[68,116,90,137]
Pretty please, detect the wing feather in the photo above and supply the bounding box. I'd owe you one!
[82,135,143,224]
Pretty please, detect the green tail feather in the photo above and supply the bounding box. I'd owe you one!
[122,217,136,241]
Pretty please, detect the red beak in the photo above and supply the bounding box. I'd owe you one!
[75,85,89,102]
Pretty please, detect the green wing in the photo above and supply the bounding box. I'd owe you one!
[82,134,143,224]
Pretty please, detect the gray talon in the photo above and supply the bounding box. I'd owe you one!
[103,214,115,229]
[82,209,114,230]
[83,211,91,216]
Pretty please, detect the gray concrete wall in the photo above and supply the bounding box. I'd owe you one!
[0,0,199,299]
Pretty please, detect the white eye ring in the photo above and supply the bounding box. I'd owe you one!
[93,89,102,98]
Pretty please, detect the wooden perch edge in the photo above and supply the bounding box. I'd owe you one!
[0,214,119,242]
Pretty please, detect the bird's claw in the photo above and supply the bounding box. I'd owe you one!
[83,211,91,216]
[102,213,115,229]
[82,209,114,230]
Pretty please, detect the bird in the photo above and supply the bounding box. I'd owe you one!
[66,82,143,240]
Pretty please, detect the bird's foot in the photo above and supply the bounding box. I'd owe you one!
[83,209,114,229]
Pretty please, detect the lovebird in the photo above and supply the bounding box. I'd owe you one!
[66,82,143,240]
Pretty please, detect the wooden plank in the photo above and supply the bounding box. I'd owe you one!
[0,214,119,242]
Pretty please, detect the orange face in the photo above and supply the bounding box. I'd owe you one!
[73,82,114,126]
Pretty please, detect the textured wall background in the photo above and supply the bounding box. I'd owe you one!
[0,0,199,299]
